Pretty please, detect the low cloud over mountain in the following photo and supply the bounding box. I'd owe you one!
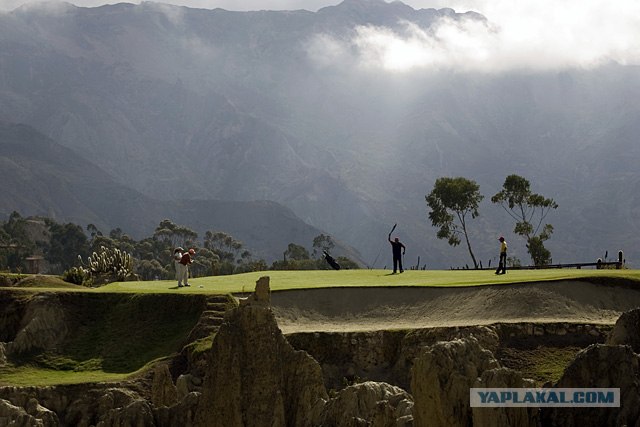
[1,0,639,267]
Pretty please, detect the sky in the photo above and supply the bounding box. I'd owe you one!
[3,0,640,73]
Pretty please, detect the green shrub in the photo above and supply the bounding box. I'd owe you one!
[62,267,89,286]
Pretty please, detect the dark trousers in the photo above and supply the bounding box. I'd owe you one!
[393,256,403,273]
[496,252,507,274]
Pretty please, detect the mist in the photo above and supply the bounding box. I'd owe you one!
[2,0,640,267]
[306,0,640,73]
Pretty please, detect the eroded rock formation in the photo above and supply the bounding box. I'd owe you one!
[543,343,640,427]
[6,280,638,427]
[0,385,151,427]
[6,294,68,356]
[315,381,413,427]
[472,368,539,427]
[607,307,640,352]
[151,364,178,408]
[411,336,499,427]
[195,276,328,427]
[0,342,7,367]
[0,397,60,427]
[394,326,500,390]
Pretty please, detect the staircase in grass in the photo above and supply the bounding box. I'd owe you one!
[186,294,232,343]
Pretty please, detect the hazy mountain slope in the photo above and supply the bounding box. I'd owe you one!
[1,1,639,267]
[0,122,360,262]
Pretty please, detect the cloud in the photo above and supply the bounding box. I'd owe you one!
[307,0,640,73]
[6,0,640,72]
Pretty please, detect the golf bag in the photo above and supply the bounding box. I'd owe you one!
[323,250,341,270]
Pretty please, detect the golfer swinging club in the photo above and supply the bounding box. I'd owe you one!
[388,226,406,274]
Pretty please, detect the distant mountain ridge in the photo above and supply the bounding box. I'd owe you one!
[0,122,361,262]
[1,1,639,267]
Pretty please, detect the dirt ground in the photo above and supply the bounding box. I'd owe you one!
[271,280,640,334]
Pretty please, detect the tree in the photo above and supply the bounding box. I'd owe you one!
[426,177,483,269]
[189,247,219,277]
[284,243,310,261]
[1,211,36,272]
[86,223,102,238]
[136,259,168,281]
[153,219,198,249]
[312,234,335,259]
[204,230,256,275]
[491,174,558,266]
[44,220,90,272]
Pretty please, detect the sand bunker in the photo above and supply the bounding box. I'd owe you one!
[271,280,640,334]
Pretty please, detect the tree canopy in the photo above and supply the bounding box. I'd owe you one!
[426,177,483,269]
[491,174,558,266]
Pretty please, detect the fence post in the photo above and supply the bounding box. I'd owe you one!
[618,250,624,269]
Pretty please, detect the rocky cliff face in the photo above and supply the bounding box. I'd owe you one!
[4,282,640,427]
[472,368,539,427]
[0,397,60,427]
[411,336,541,427]
[10,297,68,357]
[542,344,640,427]
[0,280,416,427]
[192,276,417,427]
[315,381,413,427]
[0,384,154,427]
[411,337,499,427]
[195,277,328,427]
[607,307,640,352]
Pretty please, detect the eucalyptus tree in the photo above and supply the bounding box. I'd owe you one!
[1,211,37,271]
[44,219,90,272]
[312,234,335,259]
[426,177,483,269]
[153,219,198,249]
[491,174,558,266]
[284,243,310,261]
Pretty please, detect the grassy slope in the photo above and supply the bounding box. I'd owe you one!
[0,366,131,387]
[0,293,204,387]
[498,346,583,386]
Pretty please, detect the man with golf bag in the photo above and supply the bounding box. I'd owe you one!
[388,224,406,274]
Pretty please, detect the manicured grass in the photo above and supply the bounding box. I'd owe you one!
[98,268,640,294]
[3,269,640,294]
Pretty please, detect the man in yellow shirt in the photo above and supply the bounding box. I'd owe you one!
[495,236,507,274]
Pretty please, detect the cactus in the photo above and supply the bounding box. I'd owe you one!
[77,246,135,285]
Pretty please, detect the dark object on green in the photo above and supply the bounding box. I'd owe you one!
[323,250,341,270]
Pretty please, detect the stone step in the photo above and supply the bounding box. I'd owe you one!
[205,295,229,303]
[202,309,225,317]
[198,317,223,326]
[205,303,227,310]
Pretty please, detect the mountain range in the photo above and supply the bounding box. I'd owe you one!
[0,122,362,262]
[1,0,639,267]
